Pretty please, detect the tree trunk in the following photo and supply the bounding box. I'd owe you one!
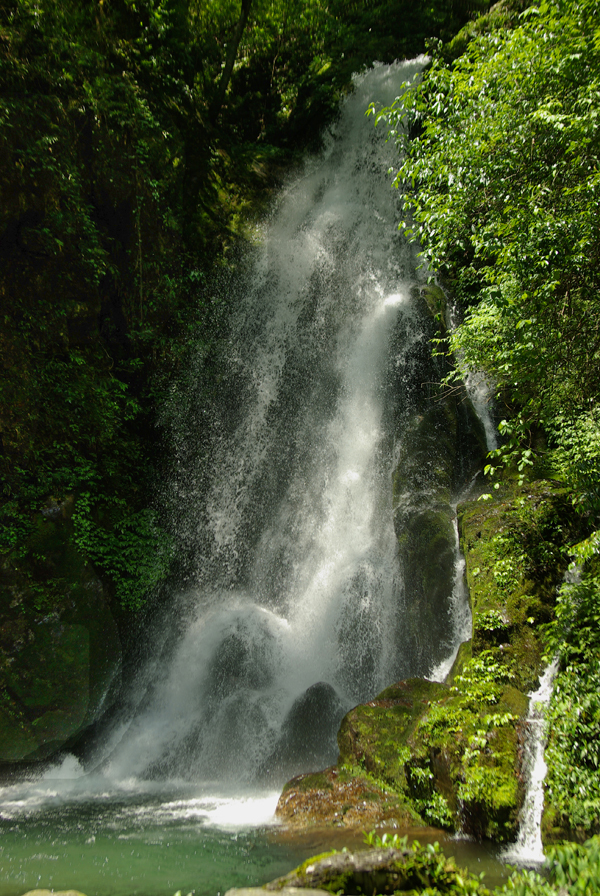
[209,0,253,124]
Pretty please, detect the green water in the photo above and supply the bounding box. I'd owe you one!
[0,791,311,896]
[0,789,514,896]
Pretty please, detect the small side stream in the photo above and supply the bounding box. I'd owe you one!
[503,659,558,866]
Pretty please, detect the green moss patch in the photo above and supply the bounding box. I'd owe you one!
[0,507,121,762]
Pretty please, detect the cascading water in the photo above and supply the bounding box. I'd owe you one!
[0,58,497,896]
[98,56,481,792]
[104,59,421,789]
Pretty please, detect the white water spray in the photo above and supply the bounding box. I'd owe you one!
[0,61,485,811]
[99,58,485,791]
[465,372,498,453]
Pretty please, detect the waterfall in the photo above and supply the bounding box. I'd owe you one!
[503,659,558,865]
[465,372,498,453]
[96,58,480,793]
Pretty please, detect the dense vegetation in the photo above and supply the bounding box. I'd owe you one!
[3,0,600,867]
[376,0,600,842]
[0,0,488,613]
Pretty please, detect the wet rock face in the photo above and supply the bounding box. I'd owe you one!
[261,682,347,783]
[0,506,122,762]
[390,320,487,676]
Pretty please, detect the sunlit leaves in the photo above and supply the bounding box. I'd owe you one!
[377,0,600,511]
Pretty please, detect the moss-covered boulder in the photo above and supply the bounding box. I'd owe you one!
[266,847,416,893]
[337,679,448,792]
[264,843,486,895]
[0,500,122,762]
[458,481,576,693]
[275,764,419,829]
[277,480,577,843]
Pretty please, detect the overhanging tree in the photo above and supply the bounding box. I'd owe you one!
[375,0,600,516]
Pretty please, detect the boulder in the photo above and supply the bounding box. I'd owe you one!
[260,682,347,782]
[264,844,480,895]
[266,847,413,893]
[337,679,448,790]
[0,502,122,762]
[20,892,87,896]
[226,890,330,896]
[276,765,418,829]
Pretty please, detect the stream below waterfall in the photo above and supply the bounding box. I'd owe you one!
[1,60,516,894]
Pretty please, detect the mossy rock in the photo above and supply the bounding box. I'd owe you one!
[338,679,448,791]
[266,847,418,894]
[403,678,528,841]
[0,504,122,762]
[275,765,419,829]
[420,284,449,332]
[445,640,472,687]
[443,0,531,61]
[278,666,528,840]
[458,480,577,692]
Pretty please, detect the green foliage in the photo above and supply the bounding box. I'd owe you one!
[72,495,173,610]
[475,609,509,633]
[547,837,600,895]
[495,869,553,896]
[347,834,600,894]
[375,0,600,515]
[544,568,600,835]
[361,836,490,894]
[363,830,408,849]
[407,652,522,840]
[416,789,455,830]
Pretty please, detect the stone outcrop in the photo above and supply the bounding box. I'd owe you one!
[228,842,484,896]
[277,482,575,843]
[21,891,88,896]
[226,890,330,896]
[388,291,487,677]
[276,765,418,829]
[0,499,122,762]
[266,847,413,893]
